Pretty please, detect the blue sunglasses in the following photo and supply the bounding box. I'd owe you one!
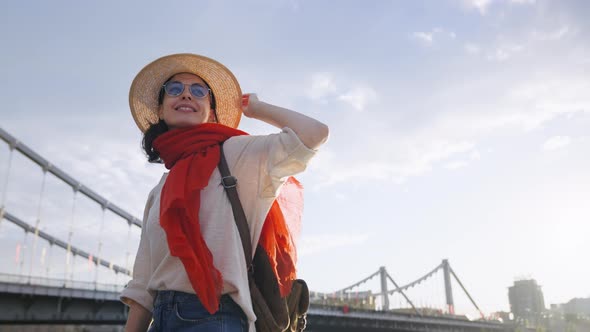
[162,81,210,98]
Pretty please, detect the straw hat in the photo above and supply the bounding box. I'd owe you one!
[129,53,242,132]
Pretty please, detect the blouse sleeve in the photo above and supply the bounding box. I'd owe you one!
[119,190,157,312]
[222,126,317,252]
[258,127,318,198]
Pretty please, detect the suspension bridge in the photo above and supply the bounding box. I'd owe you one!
[0,127,511,331]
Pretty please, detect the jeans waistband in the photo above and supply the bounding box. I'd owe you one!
[154,290,237,309]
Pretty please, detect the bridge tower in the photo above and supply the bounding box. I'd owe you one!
[379,266,390,310]
[442,259,455,314]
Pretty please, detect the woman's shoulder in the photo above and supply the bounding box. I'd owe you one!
[224,128,315,161]
[223,133,265,153]
[224,128,300,150]
[222,132,286,171]
[146,172,168,200]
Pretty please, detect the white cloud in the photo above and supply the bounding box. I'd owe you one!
[464,43,481,55]
[465,0,493,14]
[510,0,535,4]
[412,32,434,45]
[444,160,469,170]
[411,28,456,46]
[299,233,370,256]
[309,67,590,188]
[444,149,481,170]
[432,86,588,136]
[532,26,571,41]
[506,78,590,131]
[463,0,536,15]
[306,72,337,101]
[311,139,477,188]
[338,86,377,111]
[304,74,378,111]
[542,136,571,151]
[486,44,524,61]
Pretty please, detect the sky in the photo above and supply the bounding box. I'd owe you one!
[1,0,589,318]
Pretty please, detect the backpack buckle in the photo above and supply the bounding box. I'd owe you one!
[221,176,238,189]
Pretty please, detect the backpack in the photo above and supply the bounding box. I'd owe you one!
[218,144,310,331]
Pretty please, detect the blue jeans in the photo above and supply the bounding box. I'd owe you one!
[148,290,248,332]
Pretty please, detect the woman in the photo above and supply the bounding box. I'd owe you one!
[120,53,328,332]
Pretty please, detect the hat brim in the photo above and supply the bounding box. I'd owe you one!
[129,53,242,132]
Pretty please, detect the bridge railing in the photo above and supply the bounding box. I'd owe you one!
[0,272,125,293]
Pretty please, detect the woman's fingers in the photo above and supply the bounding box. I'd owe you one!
[242,94,250,108]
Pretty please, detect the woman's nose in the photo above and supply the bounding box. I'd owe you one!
[180,86,192,100]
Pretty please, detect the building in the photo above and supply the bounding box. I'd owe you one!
[563,297,590,318]
[310,290,376,310]
[508,279,546,319]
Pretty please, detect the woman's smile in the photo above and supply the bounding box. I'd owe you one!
[174,103,198,113]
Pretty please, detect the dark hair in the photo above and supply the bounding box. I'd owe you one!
[142,119,169,163]
[142,73,219,162]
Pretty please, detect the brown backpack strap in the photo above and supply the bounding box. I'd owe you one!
[218,143,253,270]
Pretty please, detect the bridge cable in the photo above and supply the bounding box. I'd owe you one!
[450,267,485,319]
[40,245,46,270]
[28,169,48,280]
[125,222,133,276]
[387,262,443,295]
[95,206,107,287]
[0,143,14,225]
[2,208,131,275]
[66,189,79,283]
[18,230,28,276]
[386,272,422,316]
[45,242,53,278]
[333,268,381,294]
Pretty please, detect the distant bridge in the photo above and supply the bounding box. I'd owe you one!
[0,274,508,332]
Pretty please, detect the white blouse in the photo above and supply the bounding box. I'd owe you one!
[120,128,317,332]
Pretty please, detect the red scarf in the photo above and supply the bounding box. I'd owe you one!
[153,123,300,314]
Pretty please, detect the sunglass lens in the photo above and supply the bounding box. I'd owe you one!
[190,84,208,98]
[165,81,184,96]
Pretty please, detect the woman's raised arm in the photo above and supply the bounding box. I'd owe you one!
[243,94,329,150]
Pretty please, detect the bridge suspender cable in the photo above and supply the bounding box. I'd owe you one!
[17,228,27,275]
[450,267,485,319]
[385,272,422,316]
[95,206,107,284]
[65,189,79,282]
[387,262,444,295]
[28,169,48,280]
[2,209,131,276]
[0,138,13,212]
[333,269,381,294]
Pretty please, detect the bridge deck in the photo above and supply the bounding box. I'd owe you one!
[0,280,510,332]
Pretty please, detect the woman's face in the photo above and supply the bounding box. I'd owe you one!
[158,73,215,130]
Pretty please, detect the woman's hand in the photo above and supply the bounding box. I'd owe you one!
[124,299,152,332]
[241,93,259,118]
